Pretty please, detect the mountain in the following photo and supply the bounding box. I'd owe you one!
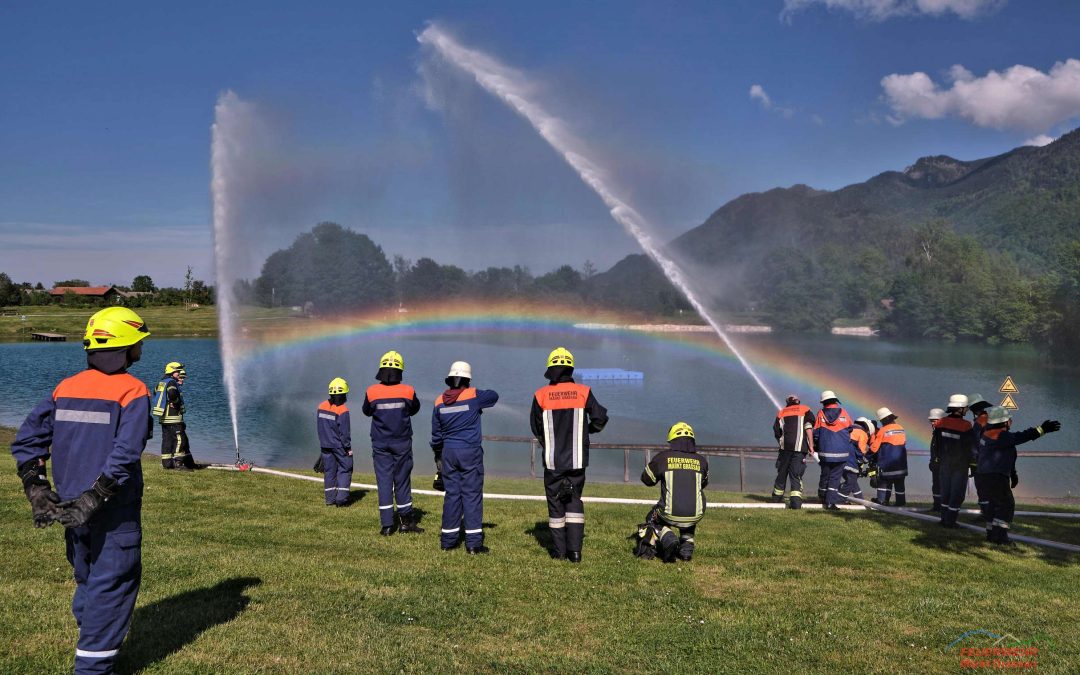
[593,127,1080,314]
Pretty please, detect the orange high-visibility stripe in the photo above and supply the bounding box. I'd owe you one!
[935,417,972,432]
[982,427,1005,440]
[318,400,348,414]
[366,383,415,402]
[437,387,476,406]
[777,404,811,419]
[53,370,148,407]
[871,423,906,452]
[851,427,869,453]
[815,405,852,432]
[534,383,591,410]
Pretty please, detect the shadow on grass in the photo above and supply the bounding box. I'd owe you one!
[117,576,261,672]
[830,505,1076,567]
[347,489,369,505]
[525,521,552,553]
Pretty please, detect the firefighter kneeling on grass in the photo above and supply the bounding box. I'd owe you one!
[153,361,195,470]
[976,407,1060,545]
[635,422,709,562]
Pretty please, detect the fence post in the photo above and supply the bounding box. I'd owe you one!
[623,448,630,483]
[530,439,536,479]
[739,449,746,493]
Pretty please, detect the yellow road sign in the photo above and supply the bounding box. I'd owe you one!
[1000,394,1019,410]
[999,376,1019,394]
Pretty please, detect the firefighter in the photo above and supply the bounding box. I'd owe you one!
[362,351,422,535]
[636,422,709,562]
[772,394,815,509]
[152,361,194,470]
[840,416,872,502]
[812,390,853,510]
[932,394,976,528]
[869,408,908,506]
[967,393,992,521]
[430,361,499,553]
[927,408,945,511]
[976,407,1061,544]
[530,347,609,562]
[11,307,151,674]
[318,378,352,507]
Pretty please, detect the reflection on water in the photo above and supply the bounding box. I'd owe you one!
[1,334,1076,499]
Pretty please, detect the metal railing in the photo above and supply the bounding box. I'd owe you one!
[481,435,1080,494]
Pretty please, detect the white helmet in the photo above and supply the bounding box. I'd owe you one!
[876,407,894,421]
[820,390,838,403]
[854,416,873,431]
[447,361,472,379]
[947,394,969,409]
[928,408,945,421]
[985,406,1011,425]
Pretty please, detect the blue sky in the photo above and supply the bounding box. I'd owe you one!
[2,0,1078,286]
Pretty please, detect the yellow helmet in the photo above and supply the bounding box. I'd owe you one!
[165,361,186,376]
[328,377,349,395]
[547,347,575,368]
[82,307,150,351]
[667,421,695,442]
[379,350,404,370]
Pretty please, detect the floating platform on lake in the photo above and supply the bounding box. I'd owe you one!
[31,332,66,342]
[575,368,643,381]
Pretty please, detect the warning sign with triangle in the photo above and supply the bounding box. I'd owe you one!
[1000,394,1019,410]
[999,376,1019,394]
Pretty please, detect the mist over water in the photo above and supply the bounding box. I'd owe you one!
[417,25,781,410]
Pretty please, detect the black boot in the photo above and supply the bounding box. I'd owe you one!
[398,512,424,534]
[789,497,802,510]
[771,493,784,504]
[567,551,582,563]
[466,545,490,555]
[380,525,395,536]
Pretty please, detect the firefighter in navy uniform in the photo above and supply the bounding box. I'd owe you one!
[977,407,1060,544]
[932,394,976,528]
[317,378,352,507]
[637,422,710,562]
[840,417,872,502]
[530,347,609,562]
[772,395,814,509]
[431,361,499,553]
[152,361,194,470]
[967,393,992,521]
[927,408,945,511]
[361,351,422,535]
[812,390,853,510]
[11,307,151,674]
[869,408,908,506]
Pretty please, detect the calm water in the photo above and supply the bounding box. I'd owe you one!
[1,333,1076,499]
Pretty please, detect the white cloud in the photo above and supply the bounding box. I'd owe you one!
[749,84,772,109]
[781,0,1005,22]
[1023,134,1058,147]
[881,59,1080,132]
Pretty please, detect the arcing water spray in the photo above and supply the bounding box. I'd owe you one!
[418,25,781,410]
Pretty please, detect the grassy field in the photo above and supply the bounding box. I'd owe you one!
[0,306,311,339]
[2,426,1078,673]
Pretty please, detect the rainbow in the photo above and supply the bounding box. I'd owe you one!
[231,299,934,447]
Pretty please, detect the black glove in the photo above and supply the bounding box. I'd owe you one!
[556,477,574,503]
[18,460,61,528]
[1040,420,1061,434]
[432,473,445,491]
[313,454,325,473]
[55,475,117,529]
[1011,471,1019,489]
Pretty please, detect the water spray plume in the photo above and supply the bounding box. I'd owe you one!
[417,25,781,410]
[211,91,246,457]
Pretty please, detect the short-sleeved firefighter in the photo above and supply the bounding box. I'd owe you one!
[151,361,194,470]
[772,395,814,509]
[637,422,709,562]
[361,351,422,535]
[530,348,608,562]
[10,307,151,674]
[430,361,499,552]
[318,378,353,506]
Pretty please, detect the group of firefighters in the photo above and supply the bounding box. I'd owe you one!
[772,391,1061,544]
[7,306,1064,673]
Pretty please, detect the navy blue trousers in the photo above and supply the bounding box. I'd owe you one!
[440,445,485,548]
[839,470,864,500]
[939,465,969,525]
[373,444,414,527]
[823,462,846,506]
[876,477,906,506]
[321,447,353,505]
[66,502,142,674]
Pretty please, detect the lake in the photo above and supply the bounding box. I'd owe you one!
[1,331,1076,499]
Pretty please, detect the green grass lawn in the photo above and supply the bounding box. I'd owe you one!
[0,306,312,339]
[2,425,1078,673]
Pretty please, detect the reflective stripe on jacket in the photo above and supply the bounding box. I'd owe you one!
[430,387,499,449]
[152,377,184,424]
[362,383,420,447]
[813,405,852,463]
[871,423,908,477]
[642,443,709,526]
[316,400,351,450]
[530,381,609,471]
[977,426,1043,476]
[774,404,814,453]
[11,369,149,502]
[932,416,975,469]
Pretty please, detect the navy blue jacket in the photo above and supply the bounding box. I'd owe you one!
[431,387,499,450]
[813,405,853,463]
[977,426,1044,476]
[362,383,420,448]
[316,400,351,450]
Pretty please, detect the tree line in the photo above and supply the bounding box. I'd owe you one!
[0,268,214,308]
